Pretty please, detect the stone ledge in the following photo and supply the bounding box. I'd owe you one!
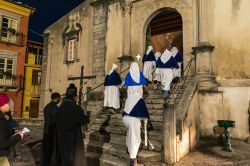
[218,79,250,87]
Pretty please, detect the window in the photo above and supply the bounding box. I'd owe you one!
[32,70,41,85]
[0,16,18,42]
[63,37,79,63]
[67,39,76,61]
[0,57,14,79]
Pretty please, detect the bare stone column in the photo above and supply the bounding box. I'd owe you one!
[193,0,217,91]
[163,104,176,164]
[121,1,133,56]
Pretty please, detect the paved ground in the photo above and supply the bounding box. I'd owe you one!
[8,137,250,166]
[176,138,250,166]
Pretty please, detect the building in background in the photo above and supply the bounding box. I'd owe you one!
[22,40,42,118]
[0,0,35,117]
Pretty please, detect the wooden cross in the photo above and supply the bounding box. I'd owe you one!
[68,65,96,105]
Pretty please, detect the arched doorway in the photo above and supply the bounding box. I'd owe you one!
[145,8,183,57]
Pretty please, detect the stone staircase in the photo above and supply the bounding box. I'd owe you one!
[84,78,191,166]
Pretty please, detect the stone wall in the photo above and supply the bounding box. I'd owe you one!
[208,0,250,79]
[199,79,250,140]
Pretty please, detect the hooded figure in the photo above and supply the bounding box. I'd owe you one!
[171,47,183,78]
[142,46,156,82]
[122,62,149,166]
[104,64,122,110]
[56,84,87,166]
[153,52,162,83]
[155,48,179,98]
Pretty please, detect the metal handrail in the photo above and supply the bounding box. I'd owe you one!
[165,55,195,104]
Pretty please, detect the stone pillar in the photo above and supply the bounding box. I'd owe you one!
[193,0,217,91]
[121,0,133,56]
[89,0,109,99]
[163,104,176,164]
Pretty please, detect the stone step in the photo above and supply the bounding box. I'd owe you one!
[147,84,162,90]
[144,94,162,99]
[145,99,165,104]
[106,126,163,142]
[150,115,163,122]
[89,123,108,132]
[83,131,110,142]
[93,117,108,124]
[100,154,129,166]
[151,122,163,131]
[109,134,163,152]
[84,139,111,153]
[148,109,163,115]
[146,104,164,109]
[146,89,162,95]
[109,118,124,127]
[109,134,126,146]
[142,140,162,152]
[141,161,168,166]
[85,151,103,166]
[138,149,162,162]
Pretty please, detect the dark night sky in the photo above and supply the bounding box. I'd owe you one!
[14,0,85,43]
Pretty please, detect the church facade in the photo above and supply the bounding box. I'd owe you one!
[39,0,250,163]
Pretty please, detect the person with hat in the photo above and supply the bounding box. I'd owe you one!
[104,64,122,113]
[56,84,87,166]
[0,93,24,166]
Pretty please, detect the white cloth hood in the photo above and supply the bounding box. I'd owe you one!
[146,46,153,55]
[160,48,172,63]
[130,62,140,83]
[171,47,179,57]
[109,64,118,74]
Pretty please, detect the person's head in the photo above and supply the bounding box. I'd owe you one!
[0,93,10,113]
[66,84,78,100]
[112,64,118,72]
[51,92,61,104]
[129,62,140,83]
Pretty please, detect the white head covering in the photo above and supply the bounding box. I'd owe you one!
[109,64,118,74]
[160,48,172,63]
[154,52,161,61]
[146,46,153,55]
[171,47,178,57]
[129,62,140,83]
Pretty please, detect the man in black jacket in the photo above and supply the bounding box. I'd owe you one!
[0,93,24,166]
[41,92,61,166]
[56,84,88,166]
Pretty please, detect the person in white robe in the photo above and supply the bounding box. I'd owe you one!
[155,48,179,98]
[122,62,149,166]
[142,46,156,83]
[171,47,183,79]
[153,52,161,83]
[104,64,122,112]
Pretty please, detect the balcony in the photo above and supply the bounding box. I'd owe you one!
[0,74,24,90]
[0,28,25,46]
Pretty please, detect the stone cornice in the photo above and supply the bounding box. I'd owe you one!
[0,0,35,16]
[218,79,250,87]
[192,42,215,55]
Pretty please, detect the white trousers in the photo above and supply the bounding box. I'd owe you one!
[158,68,174,90]
[123,116,141,159]
[104,86,120,109]
[143,61,155,81]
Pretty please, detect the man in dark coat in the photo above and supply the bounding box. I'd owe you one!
[56,84,87,166]
[41,92,61,166]
[0,93,24,166]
